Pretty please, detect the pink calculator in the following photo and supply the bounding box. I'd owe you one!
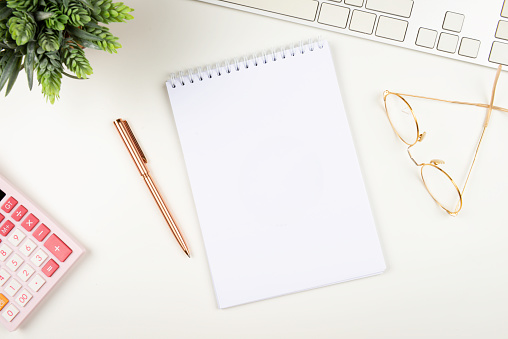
[0,173,84,331]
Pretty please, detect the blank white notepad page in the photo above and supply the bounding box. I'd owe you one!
[166,41,385,308]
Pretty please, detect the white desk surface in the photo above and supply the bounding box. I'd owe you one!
[1,0,507,338]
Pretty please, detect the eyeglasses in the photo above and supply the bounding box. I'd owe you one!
[383,65,507,216]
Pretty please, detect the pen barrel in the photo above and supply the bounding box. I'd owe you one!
[142,173,190,256]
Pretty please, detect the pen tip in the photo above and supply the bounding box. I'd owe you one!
[185,250,191,258]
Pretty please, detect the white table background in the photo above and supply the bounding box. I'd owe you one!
[1,0,507,338]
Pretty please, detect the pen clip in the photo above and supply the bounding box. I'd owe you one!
[120,119,147,163]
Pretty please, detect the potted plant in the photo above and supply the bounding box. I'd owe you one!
[0,0,133,103]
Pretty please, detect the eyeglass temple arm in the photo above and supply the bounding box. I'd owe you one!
[460,65,502,198]
[393,66,506,115]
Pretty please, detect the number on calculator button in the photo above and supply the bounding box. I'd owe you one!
[30,249,48,267]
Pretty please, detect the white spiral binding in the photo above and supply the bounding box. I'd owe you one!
[168,39,325,89]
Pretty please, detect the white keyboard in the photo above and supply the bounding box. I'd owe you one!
[195,0,508,69]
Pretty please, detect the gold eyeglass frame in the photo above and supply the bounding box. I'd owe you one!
[383,65,507,216]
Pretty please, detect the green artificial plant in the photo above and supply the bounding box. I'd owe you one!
[0,0,133,103]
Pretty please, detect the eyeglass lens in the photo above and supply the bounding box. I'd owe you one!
[384,93,418,145]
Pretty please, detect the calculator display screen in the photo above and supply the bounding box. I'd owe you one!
[0,189,5,202]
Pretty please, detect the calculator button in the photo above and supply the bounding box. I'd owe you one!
[28,274,46,292]
[21,213,39,231]
[0,294,8,311]
[12,205,28,222]
[42,259,59,277]
[5,278,21,297]
[0,213,4,224]
[44,234,72,262]
[0,243,13,261]
[2,197,18,213]
[0,269,11,286]
[2,303,19,322]
[31,249,48,267]
[6,254,24,271]
[0,220,15,236]
[15,289,32,307]
[17,264,35,282]
[19,239,37,257]
[33,224,50,242]
[8,228,26,247]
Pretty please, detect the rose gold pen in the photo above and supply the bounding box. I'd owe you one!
[114,118,190,258]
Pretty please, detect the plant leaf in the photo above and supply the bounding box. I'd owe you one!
[5,56,22,96]
[66,26,102,41]
[73,37,101,50]
[34,11,55,21]
[0,6,13,21]
[0,51,16,92]
[76,0,93,10]
[62,0,69,7]
[62,71,86,80]
[25,41,35,90]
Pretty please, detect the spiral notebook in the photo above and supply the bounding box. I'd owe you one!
[166,41,386,308]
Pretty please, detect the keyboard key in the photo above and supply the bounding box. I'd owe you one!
[496,21,508,40]
[44,234,73,262]
[489,41,508,65]
[7,254,24,271]
[437,32,459,53]
[349,10,376,34]
[19,238,37,257]
[459,38,481,58]
[0,243,13,261]
[376,16,408,41]
[8,228,26,247]
[503,0,507,18]
[42,259,59,277]
[442,11,464,33]
[21,213,39,232]
[28,274,46,292]
[12,205,28,222]
[17,264,35,282]
[15,289,33,307]
[31,249,48,267]
[0,269,11,286]
[345,0,363,6]
[2,303,19,322]
[1,197,17,213]
[0,294,8,311]
[217,0,319,21]
[365,0,413,18]
[318,3,350,29]
[33,223,50,242]
[0,220,15,236]
[5,279,21,297]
